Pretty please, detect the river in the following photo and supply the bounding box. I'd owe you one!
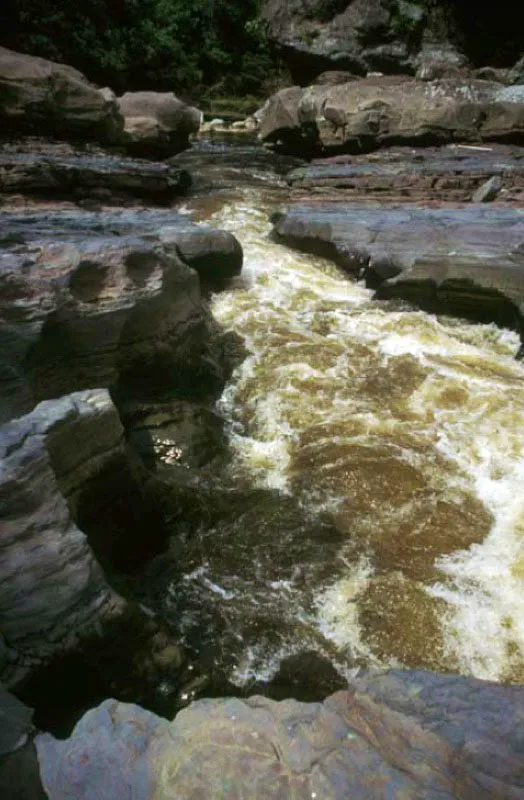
[153,137,524,697]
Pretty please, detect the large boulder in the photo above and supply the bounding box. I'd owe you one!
[272,204,524,332]
[35,669,524,798]
[117,91,202,156]
[260,0,523,85]
[0,209,242,424]
[0,390,125,683]
[0,47,123,143]
[259,75,524,155]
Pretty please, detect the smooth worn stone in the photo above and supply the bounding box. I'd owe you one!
[472,174,504,202]
[0,141,191,205]
[287,144,524,205]
[118,91,202,156]
[35,669,524,799]
[258,76,524,155]
[272,204,524,332]
[0,390,125,676]
[0,208,242,422]
[0,46,123,143]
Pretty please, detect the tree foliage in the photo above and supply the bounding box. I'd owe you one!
[1,0,276,97]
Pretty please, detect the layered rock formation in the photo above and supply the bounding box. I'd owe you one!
[23,669,524,798]
[260,0,524,84]
[259,75,524,155]
[272,204,524,332]
[0,208,242,424]
[0,46,123,143]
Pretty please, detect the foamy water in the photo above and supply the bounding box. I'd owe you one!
[178,190,524,685]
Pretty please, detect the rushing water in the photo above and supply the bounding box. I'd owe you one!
[163,141,524,693]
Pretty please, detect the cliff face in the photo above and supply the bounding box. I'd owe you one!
[260,0,523,84]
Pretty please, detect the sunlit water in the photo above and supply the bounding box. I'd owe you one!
[170,174,524,688]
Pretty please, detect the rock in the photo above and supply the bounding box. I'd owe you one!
[117,91,202,156]
[35,669,524,798]
[510,55,524,85]
[0,209,242,423]
[0,46,123,143]
[472,175,504,202]
[286,144,524,205]
[0,687,45,800]
[272,204,524,332]
[0,140,191,206]
[260,1,522,85]
[0,390,125,677]
[259,75,524,155]
[313,70,359,85]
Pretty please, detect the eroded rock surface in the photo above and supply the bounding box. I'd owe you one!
[0,390,125,682]
[259,76,524,155]
[0,46,123,143]
[0,140,191,206]
[35,669,524,799]
[272,204,524,331]
[0,209,242,423]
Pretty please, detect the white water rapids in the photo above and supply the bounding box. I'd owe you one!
[178,186,524,687]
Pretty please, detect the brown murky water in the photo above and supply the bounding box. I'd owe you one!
[165,145,524,689]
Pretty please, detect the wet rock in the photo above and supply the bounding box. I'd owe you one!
[259,76,524,155]
[0,140,191,206]
[272,204,524,332]
[0,390,126,680]
[472,174,503,202]
[0,46,123,143]
[287,144,524,205]
[35,669,524,799]
[0,209,242,423]
[117,91,201,156]
[0,686,45,800]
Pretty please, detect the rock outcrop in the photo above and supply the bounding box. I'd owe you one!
[0,209,242,424]
[272,204,524,332]
[260,0,524,85]
[117,91,202,156]
[0,46,123,143]
[0,140,191,206]
[0,390,125,683]
[259,75,524,155]
[32,669,524,799]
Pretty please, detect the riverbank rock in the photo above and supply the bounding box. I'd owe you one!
[0,209,242,424]
[0,140,191,206]
[0,686,45,800]
[34,669,524,798]
[0,390,126,684]
[272,204,524,332]
[258,76,524,155]
[0,47,123,143]
[117,91,202,156]
[260,1,523,85]
[287,144,524,205]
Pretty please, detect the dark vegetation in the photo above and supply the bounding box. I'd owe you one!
[1,0,283,103]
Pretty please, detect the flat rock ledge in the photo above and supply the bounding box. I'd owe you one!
[8,669,519,799]
[272,204,524,334]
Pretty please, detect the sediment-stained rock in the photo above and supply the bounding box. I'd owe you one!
[0,46,123,143]
[272,204,524,331]
[35,669,524,799]
[0,209,242,424]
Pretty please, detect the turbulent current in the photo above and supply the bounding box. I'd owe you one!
[166,151,524,693]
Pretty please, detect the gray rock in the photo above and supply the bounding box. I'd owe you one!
[472,175,503,202]
[0,46,123,143]
[0,390,125,668]
[118,91,202,155]
[35,669,524,799]
[272,204,524,331]
[0,687,45,800]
